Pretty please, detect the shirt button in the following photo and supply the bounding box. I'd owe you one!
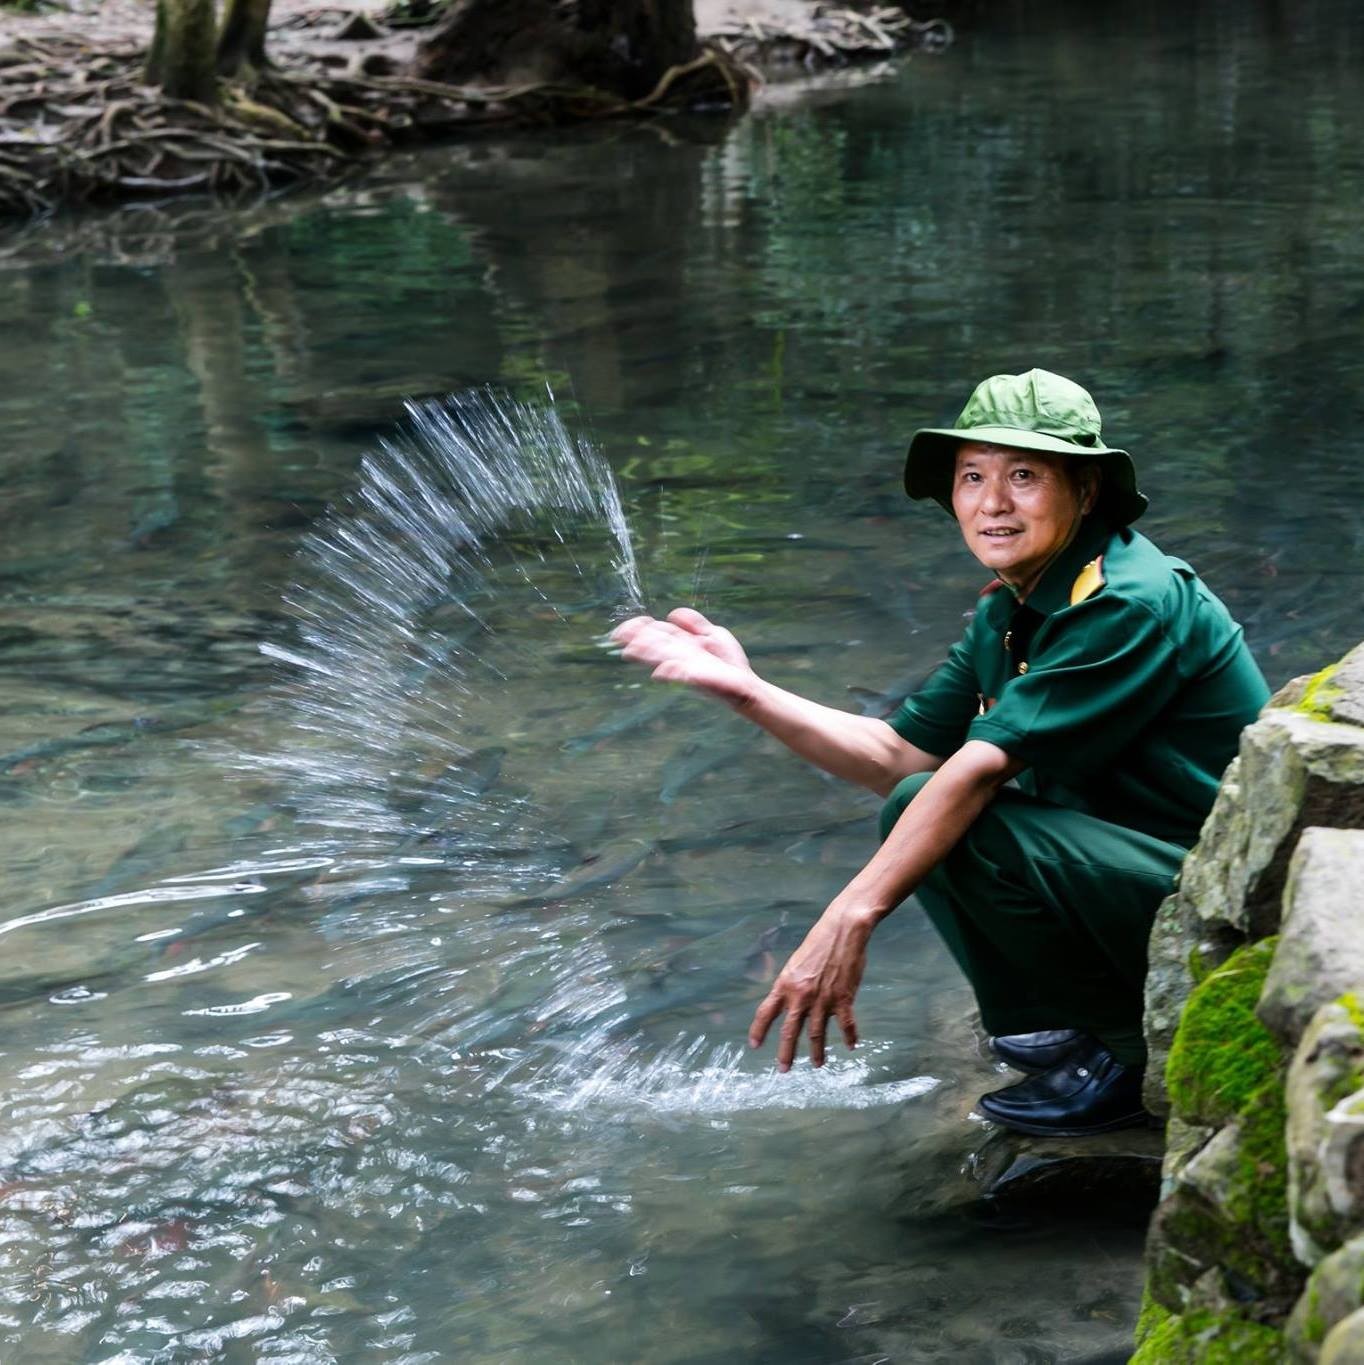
[1017,662,1029,674]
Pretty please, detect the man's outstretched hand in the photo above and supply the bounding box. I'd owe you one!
[611,608,756,706]
[748,905,874,1070]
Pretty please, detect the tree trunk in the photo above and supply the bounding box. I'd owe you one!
[146,0,219,103]
[414,0,569,87]
[415,0,699,100]
[216,0,272,79]
[577,0,695,93]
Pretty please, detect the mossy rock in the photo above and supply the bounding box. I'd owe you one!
[1149,940,1299,1312]
[1129,1307,1288,1362]
[1146,1103,1297,1314]
[1167,938,1282,1127]
[1285,1235,1364,1359]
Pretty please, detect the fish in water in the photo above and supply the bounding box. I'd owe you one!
[659,730,757,804]
[499,837,657,908]
[560,694,683,753]
[845,659,946,719]
[657,810,869,855]
[0,696,247,775]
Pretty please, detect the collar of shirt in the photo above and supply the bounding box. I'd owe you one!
[1012,516,1117,617]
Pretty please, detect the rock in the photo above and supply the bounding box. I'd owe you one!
[1145,712,1364,1115]
[1144,891,1242,1117]
[1174,755,1254,938]
[1146,1116,1299,1315]
[967,1123,1163,1212]
[1321,1090,1364,1234]
[1233,712,1364,939]
[1267,674,1315,712]
[1146,942,1297,1314]
[1260,829,1364,1045]
[1321,1306,1364,1364]
[1130,1305,1289,1362]
[1317,643,1364,729]
[1160,1115,1214,1197]
[1285,1000,1364,1265]
[1135,643,1364,1360]
[1166,939,1282,1128]
[1286,1235,1364,1361]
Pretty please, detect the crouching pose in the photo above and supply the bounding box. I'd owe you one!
[612,369,1268,1136]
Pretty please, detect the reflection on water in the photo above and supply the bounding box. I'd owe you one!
[2,0,1363,1358]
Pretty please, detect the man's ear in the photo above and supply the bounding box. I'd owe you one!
[1080,465,1101,516]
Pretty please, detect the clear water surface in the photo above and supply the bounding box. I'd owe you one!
[1,1,1362,1359]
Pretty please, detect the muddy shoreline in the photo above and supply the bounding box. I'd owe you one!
[0,0,950,218]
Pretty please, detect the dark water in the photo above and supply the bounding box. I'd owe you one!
[1,1,1363,1359]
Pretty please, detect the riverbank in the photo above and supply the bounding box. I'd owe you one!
[1136,643,1364,1361]
[0,0,949,217]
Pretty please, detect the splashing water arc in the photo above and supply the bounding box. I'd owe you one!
[256,388,643,842]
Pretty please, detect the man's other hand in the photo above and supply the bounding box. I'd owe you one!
[747,904,875,1070]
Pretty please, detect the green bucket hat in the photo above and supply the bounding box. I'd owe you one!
[904,369,1147,526]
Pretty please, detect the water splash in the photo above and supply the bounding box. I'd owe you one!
[224,388,915,1119]
[247,388,642,842]
[523,1032,940,1115]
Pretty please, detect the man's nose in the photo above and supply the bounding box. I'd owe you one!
[982,476,1013,514]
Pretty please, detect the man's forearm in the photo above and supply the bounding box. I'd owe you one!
[830,740,1024,921]
[730,675,939,795]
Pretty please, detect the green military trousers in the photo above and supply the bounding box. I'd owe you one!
[880,773,1188,1065]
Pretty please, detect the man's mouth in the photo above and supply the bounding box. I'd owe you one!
[980,528,1023,539]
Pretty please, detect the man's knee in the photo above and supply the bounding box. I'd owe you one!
[878,770,935,842]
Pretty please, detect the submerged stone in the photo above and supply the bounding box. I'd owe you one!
[966,1123,1163,1212]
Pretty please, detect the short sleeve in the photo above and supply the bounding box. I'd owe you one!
[887,630,980,757]
[967,594,1181,775]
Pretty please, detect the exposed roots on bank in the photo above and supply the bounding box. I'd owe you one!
[0,31,761,216]
[0,0,951,218]
[706,3,950,66]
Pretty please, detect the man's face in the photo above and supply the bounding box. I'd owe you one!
[950,442,1093,592]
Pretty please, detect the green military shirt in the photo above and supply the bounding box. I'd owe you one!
[888,517,1269,847]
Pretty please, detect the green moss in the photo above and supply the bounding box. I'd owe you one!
[1338,991,1364,1035]
[1304,1281,1327,1345]
[1188,943,1210,985]
[1156,938,1297,1307]
[1315,994,1364,1111]
[1228,1077,1293,1265]
[1166,938,1282,1126]
[1296,664,1343,723]
[1130,1309,1287,1362]
[1134,1285,1170,1347]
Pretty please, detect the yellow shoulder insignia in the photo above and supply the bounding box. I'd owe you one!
[1069,555,1106,606]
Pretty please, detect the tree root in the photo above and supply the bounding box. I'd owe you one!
[0,2,943,219]
[707,5,952,68]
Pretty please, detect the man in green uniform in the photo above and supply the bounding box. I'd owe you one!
[613,369,1267,1136]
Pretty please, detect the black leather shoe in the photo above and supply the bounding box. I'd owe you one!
[988,1029,1090,1073]
[977,1041,1149,1137]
